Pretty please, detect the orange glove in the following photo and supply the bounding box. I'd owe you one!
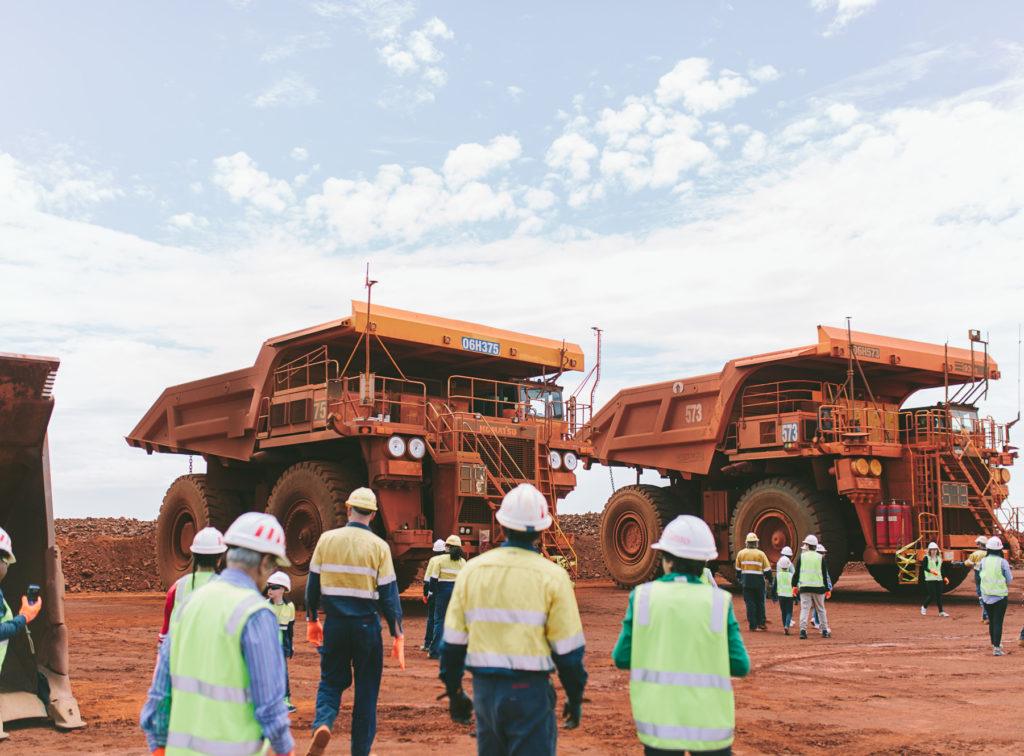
[423,595,428,604]
[825,591,832,599]
[944,577,949,585]
[19,596,42,623]
[306,620,323,647]
[391,635,406,670]
[792,587,798,597]
[152,748,166,756]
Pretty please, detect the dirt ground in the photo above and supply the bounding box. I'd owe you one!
[8,568,1024,755]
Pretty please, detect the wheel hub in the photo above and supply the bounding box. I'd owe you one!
[283,497,321,570]
[613,512,647,565]
[171,505,197,571]
[752,509,797,563]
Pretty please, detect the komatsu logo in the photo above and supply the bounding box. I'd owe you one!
[851,344,880,359]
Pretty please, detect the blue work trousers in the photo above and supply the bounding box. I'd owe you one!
[430,583,455,656]
[741,576,766,629]
[314,614,383,756]
[778,597,794,629]
[473,672,557,756]
[424,594,436,645]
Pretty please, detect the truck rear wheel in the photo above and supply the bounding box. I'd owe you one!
[730,478,848,586]
[600,484,681,589]
[267,460,363,602]
[866,563,971,594]
[156,474,241,590]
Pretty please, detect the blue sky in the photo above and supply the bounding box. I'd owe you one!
[1,1,1022,518]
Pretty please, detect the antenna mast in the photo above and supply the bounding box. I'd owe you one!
[364,262,378,379]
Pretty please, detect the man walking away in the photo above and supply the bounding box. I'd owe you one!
[441,483,587,756]
[920,542,950,617]
[428,535,467,659]
[734,533,771,631]
[979,536,1012,655]
[421,539,446,651]
[966,535,989,622]
[304,487,405,756]
[793,535,831,639]
[613,515,750,755]
[140,512,295,756]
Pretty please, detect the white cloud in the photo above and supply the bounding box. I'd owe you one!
[211,152,296,213]
[812,0,879,36]
[545,133,599,182]
[655,58,757,115]
[442,135,522,188]
[507,85,524,100]
[741,131,768,161]
[166,212,209,231]
[376,16,454,105]
[750,64,781,83]
[523,188,556,211]
[251,73,318,108]
[291,147,310,162]
[311,0,415,39]
[0,148,122,219]
[827,103,860,126]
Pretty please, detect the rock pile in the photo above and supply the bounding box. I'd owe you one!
[56,518,160,593]
[557,512,610,580]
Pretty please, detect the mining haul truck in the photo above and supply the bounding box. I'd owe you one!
[127,302,589,598]
[0,353,84,737]
[581,326,1017,592]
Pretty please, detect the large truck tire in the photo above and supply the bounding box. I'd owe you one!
[267,460,363,603]
[866,563,971,594]
[600,484,682,589]
[156,474,242,590]
[730,478,849,586]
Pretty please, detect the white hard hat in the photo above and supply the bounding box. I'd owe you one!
[816,543,827,553]
[433,538,446,552]
[986,536,1004,550]
[191,526,227,555]
[927,541,939,551]
[346,487,378,512]
[496,484,552,532]
[803,534,819,548]
[445,534,462,547]
[745,531,758,543]
[975,535,988,546]
[777,556,792,569]
[651,515,718,560]
[267,570,292,591]
[224,512,291,566]
[0,527,15,564]
[780,546,794,557]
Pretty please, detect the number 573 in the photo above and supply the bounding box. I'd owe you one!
[685,404,702,423]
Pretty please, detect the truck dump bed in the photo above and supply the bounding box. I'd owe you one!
[0,353,83,736]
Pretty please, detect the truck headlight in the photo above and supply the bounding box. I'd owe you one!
[387,435,406,458]
[407,438,426,459]
[548,450,562,470]
[562,451,578,471]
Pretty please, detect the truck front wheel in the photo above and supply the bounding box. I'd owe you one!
[267,460,364,603]
[600,485,681,589]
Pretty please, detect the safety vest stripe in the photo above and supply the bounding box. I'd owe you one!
[170,674,252,704]
[322,586,379,600]
[443,627,469,644]
[464,608,547,626]
[377,573,396,585]
[636,583,652,627]
[465,651,555,672]
[225,594,270,636]
[171,586,202,625]
[549,631,585,655]
[710,588,725,633]
[634,721,734,742]
[318,563,377,576]
[630,668,733,691]
[166,731,265,756]
[439,568,461,574]
[924,556,942,581]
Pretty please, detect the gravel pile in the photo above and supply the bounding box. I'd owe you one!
[56,518,160,593]
[556,512,610,580]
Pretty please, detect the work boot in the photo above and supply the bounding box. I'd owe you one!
[939,611,950,617]
[993,646,1006,656]
[799,629,807,639]
[757,624,767,631]
[920,606,926,615]
[285,696,297,713]
[306,725,331,756]
[784,626,790,636]
[822,630,831,638]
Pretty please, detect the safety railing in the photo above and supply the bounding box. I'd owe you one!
[326,375,427,427]
[273,345,339,392]
[817,404,899,444]
[740,380,826,418]
[900,408,1012,453]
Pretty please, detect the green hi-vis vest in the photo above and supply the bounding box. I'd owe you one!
[924,555,942,582]
[629,579,734,752]
[980,555,1008,597]
[0,600,12,669]
[167,580,271,756]
[798,551,824,588]
[775,567,792,594]
[173,571,216,611]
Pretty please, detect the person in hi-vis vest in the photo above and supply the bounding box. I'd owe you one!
[978,536,1013,655]
[140,512,295,756]
[613,516,750,755]
[919,542,950,617]
[792,534,832,639]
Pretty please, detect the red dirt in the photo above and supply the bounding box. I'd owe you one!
[56,518,160,593]
[8,571,1024,755]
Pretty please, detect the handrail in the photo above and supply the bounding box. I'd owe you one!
[273,345,339,392]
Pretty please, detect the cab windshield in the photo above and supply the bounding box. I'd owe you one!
[520,385,564,419]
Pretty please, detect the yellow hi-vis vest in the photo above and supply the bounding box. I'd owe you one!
[434,554,466,583]
[629,579,734,752]
[924,555,942,581]
[775,566,793,594]
[0,600,12,669]
[980,555,1008,597]
[173,570,216,611]
[798,550,824,588]
[443,545,584,672]
[167,580,271,756]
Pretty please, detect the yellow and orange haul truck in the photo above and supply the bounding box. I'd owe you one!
[581,326,1017,592]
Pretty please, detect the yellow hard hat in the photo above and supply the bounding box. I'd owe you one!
[346,487,378,511]
[445,534,462,548]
